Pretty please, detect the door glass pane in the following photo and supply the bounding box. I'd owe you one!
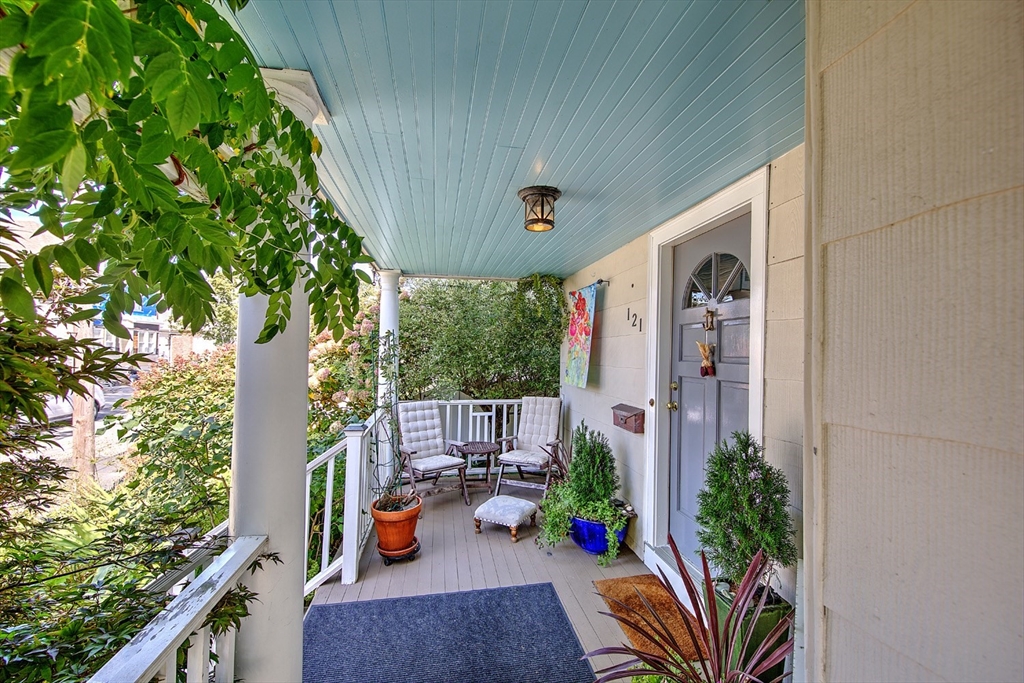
[721,263,750,302]
[686,278,709,308]
[685,256,714,308]
[717,253,739,294]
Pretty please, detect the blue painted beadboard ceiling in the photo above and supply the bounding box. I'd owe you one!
[227,0,804,278]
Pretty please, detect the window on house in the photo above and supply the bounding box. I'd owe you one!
[684,252,749,308]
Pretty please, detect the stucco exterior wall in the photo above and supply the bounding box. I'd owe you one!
[561,234,648,549]
[764,145,805,605]
[809,1,1024,680]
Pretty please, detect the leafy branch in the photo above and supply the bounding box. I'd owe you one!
[0,0,370,344]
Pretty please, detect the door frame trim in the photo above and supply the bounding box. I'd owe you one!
[641,166,769,576]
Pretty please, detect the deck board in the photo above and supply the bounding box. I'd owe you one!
[314,487,651,675]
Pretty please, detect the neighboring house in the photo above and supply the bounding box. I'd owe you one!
[97,2,1024,683]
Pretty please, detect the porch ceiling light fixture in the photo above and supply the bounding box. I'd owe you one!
[517,185,562,232]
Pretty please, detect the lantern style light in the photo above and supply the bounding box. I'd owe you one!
[517,186,562,232]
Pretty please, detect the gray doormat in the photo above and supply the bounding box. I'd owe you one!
[303,583,595,682]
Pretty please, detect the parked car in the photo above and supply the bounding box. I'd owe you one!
[44,385,105,422]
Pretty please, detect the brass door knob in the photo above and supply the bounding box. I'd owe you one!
[665,401,678,411]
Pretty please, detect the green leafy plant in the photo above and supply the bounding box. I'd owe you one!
[367,329,418,513]
[695,432,797,587]
[1,0,367,344]
[587,535,794,683]
[198,271,239,346]
[539,421,630,566]
[398,275,566,400]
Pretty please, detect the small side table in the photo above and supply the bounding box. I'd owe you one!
[454,441,500,493]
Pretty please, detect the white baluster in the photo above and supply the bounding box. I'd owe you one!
[161,652,177,682]
[322,456,335,571]
[186,626,210,683]
[214,629,235,683]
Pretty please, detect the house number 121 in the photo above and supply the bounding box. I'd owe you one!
[626,307,643,333]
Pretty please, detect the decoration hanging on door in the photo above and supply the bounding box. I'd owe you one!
[702,308,715,331]
[696,341,716,377]
[565,283,597,387]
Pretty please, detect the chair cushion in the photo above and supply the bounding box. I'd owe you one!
[475,495,537,527]
[399,400,446,458]
[411,454,466,474]
[498,449,550,468]
[516,396,560,453]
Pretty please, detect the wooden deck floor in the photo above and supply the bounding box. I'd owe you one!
[312,485,653,675]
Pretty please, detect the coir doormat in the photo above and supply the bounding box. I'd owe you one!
[593,573,706,662]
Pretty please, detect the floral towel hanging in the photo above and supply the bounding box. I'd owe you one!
[565,284,597,388]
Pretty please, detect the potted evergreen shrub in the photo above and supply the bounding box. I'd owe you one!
[539,421,633,566]
[695,431,797,678]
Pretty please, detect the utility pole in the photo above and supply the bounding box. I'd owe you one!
[71,391,96,482]
[71,320,96,483]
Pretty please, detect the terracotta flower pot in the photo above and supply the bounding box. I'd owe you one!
[370,495,422,552]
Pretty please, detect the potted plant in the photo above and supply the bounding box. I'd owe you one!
[367,331,422,564]
[539,421,633,566]
[695,431,797,677]
[587,536,794,682]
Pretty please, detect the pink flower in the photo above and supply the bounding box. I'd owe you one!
[347,341,361,355]
[316,367,331,381]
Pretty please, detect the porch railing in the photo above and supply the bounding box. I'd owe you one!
[339,407,387,584]
[90,534,267,683]
[438,399,522,452]
[334,399,524,584]
[91,398,522,680]
[303,438,347,595]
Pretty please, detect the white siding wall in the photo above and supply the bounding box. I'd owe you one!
[764,145,806,605]
[561,235,648,549]
[809,1,1024,680]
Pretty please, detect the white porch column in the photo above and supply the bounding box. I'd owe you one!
[376,269,401,483]
[376,268,401,408]
[230,292,308,682]
[229,69,328,683]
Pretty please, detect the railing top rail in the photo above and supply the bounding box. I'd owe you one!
[406,399,523,405]
[145,520,230,594]
[90,535,267,683]
[306,438,347,472]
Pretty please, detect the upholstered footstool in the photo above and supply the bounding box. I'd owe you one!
[474,495,538,543]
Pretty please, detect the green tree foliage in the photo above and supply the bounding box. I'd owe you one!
[115,346,237,528]
[0,0,369,344]
[695,431,798,586]
[0,1,371,675]
[307,287,379,442]
[398,275,567,399]
[198,271,238,345]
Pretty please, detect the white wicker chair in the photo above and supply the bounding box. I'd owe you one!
[494,396,563,495]
[397,400,470,505]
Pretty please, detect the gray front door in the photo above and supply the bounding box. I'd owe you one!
[668,213,752,562]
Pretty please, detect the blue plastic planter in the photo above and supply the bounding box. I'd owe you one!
[569,516,627,555]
